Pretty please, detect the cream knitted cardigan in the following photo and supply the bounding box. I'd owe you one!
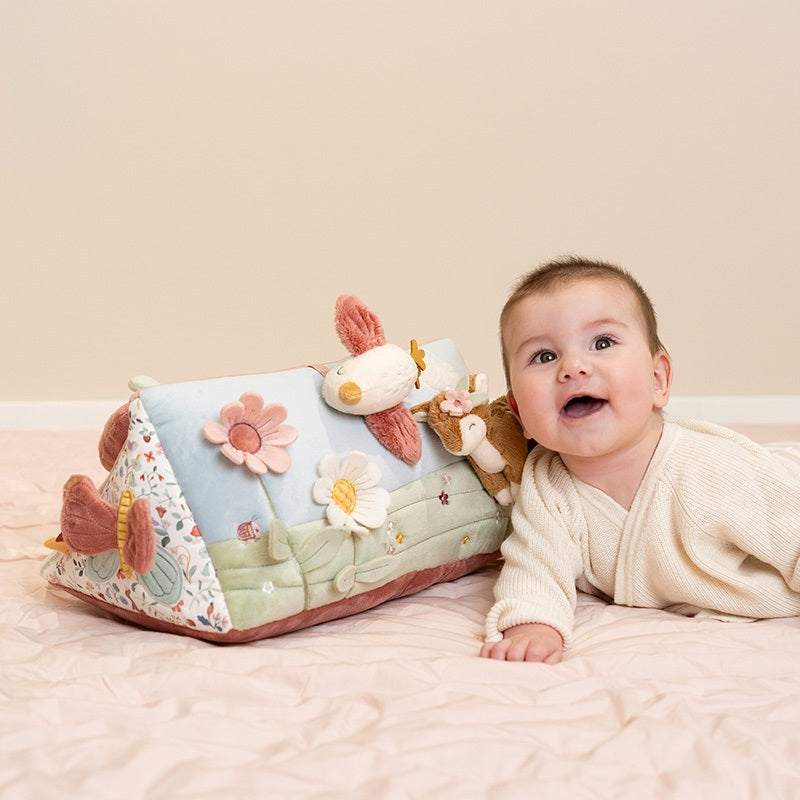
[484,418,800,648]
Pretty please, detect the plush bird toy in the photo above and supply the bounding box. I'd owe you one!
[320,295,426,465]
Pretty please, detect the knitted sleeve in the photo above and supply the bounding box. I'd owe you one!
[667,420,800,595]
[484,449,585,648]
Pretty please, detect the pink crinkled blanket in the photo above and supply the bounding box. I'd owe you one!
[4,427,800,798]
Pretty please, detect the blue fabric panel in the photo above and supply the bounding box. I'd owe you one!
[139,339,469,544]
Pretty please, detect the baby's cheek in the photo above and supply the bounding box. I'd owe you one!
[518,412,546,444]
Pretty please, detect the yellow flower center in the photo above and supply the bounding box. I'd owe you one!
[331,478,357,515]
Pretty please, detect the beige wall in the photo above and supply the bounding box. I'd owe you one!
[3,1,799,403]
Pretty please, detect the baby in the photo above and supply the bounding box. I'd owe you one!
[481,256,800,664]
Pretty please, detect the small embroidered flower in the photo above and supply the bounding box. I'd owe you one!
[312,451,391,536]
[261,581,275,594]
[439,491,449,505]
[395,532,404,545]
[204,392,297,475]
[439,389,473,417]
[443,473,452,486]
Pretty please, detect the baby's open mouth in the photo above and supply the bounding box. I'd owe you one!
[562,395,607,419]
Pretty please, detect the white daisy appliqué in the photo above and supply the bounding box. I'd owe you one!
[312,451,391,536]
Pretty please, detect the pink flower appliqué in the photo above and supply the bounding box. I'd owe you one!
[439,389,473,417]
[203,392,298,475]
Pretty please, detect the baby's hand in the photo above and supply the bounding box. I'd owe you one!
[479,623,564,664]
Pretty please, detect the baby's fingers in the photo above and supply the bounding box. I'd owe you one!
[541,646,563,665]
[480,639,511,660]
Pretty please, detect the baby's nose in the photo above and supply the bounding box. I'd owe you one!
[559,355,589,380]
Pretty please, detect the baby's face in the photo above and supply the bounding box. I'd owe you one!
[503,278,671,466]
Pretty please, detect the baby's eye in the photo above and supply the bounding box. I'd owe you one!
[531,350,557,364]
[593,336,615,351]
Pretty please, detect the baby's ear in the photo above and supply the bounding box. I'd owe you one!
[653,351,672,409]
[506,391,523,426]
[507,391,535,441]
[506,391,520,419]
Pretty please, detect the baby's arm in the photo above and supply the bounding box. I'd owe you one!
[480,623,564,664]
[483,450,584,662]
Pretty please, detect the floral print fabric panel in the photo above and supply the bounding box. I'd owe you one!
[42,396,233,635]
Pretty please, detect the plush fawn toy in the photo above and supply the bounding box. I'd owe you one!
[411,374,528,505]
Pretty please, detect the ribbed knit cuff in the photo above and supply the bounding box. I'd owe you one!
[484,597,573,649]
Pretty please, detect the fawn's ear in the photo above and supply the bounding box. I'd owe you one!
[334,295,386,355]
[409,399,430,422]
[470,373,489,395]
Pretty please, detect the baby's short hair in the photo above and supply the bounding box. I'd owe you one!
[500,256,667,387]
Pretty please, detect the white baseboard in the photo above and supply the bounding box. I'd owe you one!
[665,396,800,425]
[0,396,798,431]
